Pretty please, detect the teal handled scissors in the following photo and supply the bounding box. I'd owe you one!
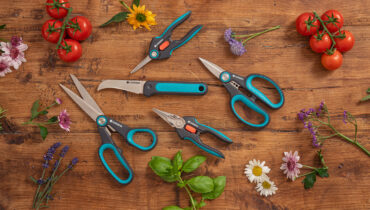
[60,74,157,184]
[199,58,284,129]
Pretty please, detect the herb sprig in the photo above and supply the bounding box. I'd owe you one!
[100,0,140,27]
[360,88,370,102]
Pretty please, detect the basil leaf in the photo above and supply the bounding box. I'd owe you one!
[160,174,178,183]
[132,0,140,7]
[302,173,316,189]
[30,100,40,120]
[186,176,214,193]
[197,200,206,208]
[39,126,48,140]
[183,208,192,210]
[100,12,128,27]
[162,206,183,210]
[0,24,5,30]
[149,156,173,177]
[360,94,370,102]
[172,151,183,172]
[182,155,206,173]
[315,168,329,178]
[202,176,226,200]
[48,116,58,123]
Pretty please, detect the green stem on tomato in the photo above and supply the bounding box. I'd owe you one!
[313,11,336,53]
[55,8,73,50]
[241,25,280,45]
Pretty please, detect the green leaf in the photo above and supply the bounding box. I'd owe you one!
[39,126,48,140]
[30,176,38,183]
[132,0,140,7]
[360,94,370,102]
[159,174,178,183]
[183,208,192,210]
[315,168,329,178]
[149,156,177,182]
[0,24,5,30]
[30,100,40,120]
[162,206,183,210]
[182,155,206,173]
[317,149,327,167]
[39,110,48,115]
[202,176,226,200]
[186,176,214,193]
[48,116,58,123]
[367,88,370,93]
[172,151,183,172]
[100,12,128,27]
[302,173,316,189]
[198,200,206,208]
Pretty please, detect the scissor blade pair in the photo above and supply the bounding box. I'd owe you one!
[97,80,146,94]
[130,55,152,74]
[152,108,186,129]
[198,57,225,79]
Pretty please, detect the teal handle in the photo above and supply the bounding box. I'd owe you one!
[156,11,191,39]
[98,144,133,184]
[246,74,284,109]
[155,83,207,94]
[184,137,224,158]
[126,128,157,151]
[230,95,270,128]
[194,119,232,143]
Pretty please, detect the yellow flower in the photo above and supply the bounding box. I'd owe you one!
[127,5,156,31]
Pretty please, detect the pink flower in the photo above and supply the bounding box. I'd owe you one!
[280,151,302,181]
[58,109,71,132]
[0,56,12,77]
[0,36,28,70]
[55,98,62,105]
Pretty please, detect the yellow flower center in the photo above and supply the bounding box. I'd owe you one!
[252,166,262,176]
[262,181,271,189]
[136,13,146,22]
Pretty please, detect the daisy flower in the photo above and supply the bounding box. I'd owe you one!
[0,56,12,77]
[58,109,71,132]
[256,178,278,197]
[280,151,302,181]
[0,36,28,69]
[127,5,157,31]
[244,159,270,183]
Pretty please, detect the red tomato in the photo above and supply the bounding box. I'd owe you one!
[309,32,332,53]
[334,30,355,52]
[46,0,70,19]
[321,49,343,71]
[57,39,82,62]
[66,16,92,41]
[41,19,65,43]
[321,10,344,33]
[296,13,320,36]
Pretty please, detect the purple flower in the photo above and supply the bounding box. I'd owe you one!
[343,111,347,124]
[37,179,45,185]
[229,39,246,56]
[224,28,233,42]
[58,109,71,132]
[60,145,69,157]
[53,160,59,171]
[10,36,22,47]
[0,56,12,77]
[0,37,28,70]
[43,142,60,162]
[68,157,79,169]
[42,163,49,168]
[316,101,325,116]
[306,122,320,147]
[47,195,54,200]
[55,98,62,105]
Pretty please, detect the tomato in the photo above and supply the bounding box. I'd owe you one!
[309,32,332,53]
[46,0,70,19]
[321,49,343,71]
[334,30,355,52]
[296,13,320,36]
[41,19,65,43]
[57,39,82,62]
[321,10,344,33]
[66,16,92,41]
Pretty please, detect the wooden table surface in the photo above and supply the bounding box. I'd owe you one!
[0,0,369,209]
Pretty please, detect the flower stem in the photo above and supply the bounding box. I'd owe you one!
[241,25,280,44]
[313,11,336,53]
[32,167,47,208]
[178,176,197,210]
[120,1,131,11]
[302,165,316,170]
[56,8,73,50]
[297,171,316,178]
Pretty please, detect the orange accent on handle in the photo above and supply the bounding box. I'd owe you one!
[159,41,170,51]
[185,124,197,134]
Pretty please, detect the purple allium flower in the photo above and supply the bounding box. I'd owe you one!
[229,39,246,56]
[60,145,69,157]
[343,111,347,124]
[58,109,71,132]
[0,37,27,70]
[55,98,62,105]
[224,28,233,42]
[0,56,12,77]
[68,157,79,169]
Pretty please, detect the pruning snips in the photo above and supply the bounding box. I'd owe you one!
[131,11,202,74]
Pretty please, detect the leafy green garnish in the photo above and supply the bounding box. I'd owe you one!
[100,12,128,27]
[360,88,370,102]
[302,173,316,189]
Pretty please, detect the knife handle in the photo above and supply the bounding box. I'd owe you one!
[143,81,208,97]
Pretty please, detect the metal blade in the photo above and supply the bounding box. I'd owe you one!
[60,84,103,121]
[198,57,225,79]
[130,55,152,74]
[70,74,104,114]
[97,80,146,94]
[152,108,186,129]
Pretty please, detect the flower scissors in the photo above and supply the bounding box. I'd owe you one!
[199,58,284,128]
[59,74,157,184]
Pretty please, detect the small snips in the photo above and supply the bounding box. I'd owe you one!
[60,75,157,184]
[199,58,284,129]
[153,108,232,159]
[131,11,202,74]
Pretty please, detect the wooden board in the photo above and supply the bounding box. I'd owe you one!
[0,0,369,209]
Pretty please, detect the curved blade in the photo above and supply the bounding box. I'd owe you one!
[198,57,225,79]
[130,55,152,74]
[152,108,185,129]
[98,80,146,94]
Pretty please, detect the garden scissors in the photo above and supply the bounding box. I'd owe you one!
[199,58,284,129]
[60,74,157,184]
[153,108,232,159]
[130,11,202,74]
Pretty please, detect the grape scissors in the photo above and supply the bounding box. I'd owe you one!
[199,58,284,128]
[60,74,157,184]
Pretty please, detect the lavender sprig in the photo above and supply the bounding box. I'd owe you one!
[298,101,369,156]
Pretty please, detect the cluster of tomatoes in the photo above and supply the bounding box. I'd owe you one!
[296,10,355,71]
[42,0,92,62]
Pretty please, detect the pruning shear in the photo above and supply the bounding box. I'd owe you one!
[153,108,232,159]
[130,11,203,74]
[199,58,284,129]
[97,80,208,96]
[60,74,157,184]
